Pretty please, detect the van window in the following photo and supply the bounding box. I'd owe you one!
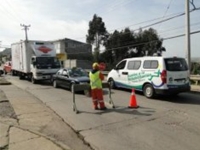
[116,60,126,70]
[127,61,141,70]
[143,60,158,69]
[164,58,188,71]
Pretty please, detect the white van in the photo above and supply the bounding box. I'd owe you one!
[107,56,191,98]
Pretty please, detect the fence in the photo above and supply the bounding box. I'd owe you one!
[190,75,200,85]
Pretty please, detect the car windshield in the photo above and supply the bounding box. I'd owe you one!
[164,58,188,71]
[68,68,88,77]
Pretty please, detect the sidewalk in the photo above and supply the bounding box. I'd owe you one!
[0,86,70,150]
[0,77,91,150]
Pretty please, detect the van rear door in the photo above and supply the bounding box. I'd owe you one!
[164,58,189,86]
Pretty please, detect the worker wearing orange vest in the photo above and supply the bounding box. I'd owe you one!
[89,63,107,110]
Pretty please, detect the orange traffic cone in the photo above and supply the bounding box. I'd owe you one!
[128,89,139,108]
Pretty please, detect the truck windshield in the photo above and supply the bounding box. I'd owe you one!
[36,57,60,69]
[164,58,188,71]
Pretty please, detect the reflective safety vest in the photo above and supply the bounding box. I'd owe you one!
[89,71,102,89]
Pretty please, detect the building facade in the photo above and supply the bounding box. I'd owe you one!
[52,38,93,69]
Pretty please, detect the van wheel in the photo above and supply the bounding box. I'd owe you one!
[143,84,155,98]
[109,78,116,89]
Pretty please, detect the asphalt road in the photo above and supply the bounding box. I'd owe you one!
[4,75,200,150]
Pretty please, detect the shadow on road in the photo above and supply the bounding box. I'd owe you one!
[155,93,200,105]
[112,88,200,105]
[79,106,155,116]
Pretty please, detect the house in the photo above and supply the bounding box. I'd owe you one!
[52,38,93,69]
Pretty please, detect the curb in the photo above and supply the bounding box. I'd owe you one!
[0,82,11,85]
[189,90,200,94]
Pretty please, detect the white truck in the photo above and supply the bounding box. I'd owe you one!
[11,40,61,83]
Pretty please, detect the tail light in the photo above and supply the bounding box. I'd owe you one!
[161,70,167,83]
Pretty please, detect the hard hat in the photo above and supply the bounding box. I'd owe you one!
[92,62,99,69]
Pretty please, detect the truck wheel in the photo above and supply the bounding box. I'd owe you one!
[4,70,7,75]
[31,76,37,84]
[143,84,155,98]
[109,78,116,89]
[53,80,58,88]
[19,75,23,80]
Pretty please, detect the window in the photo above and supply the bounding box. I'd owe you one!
[127,61,141,70]
[143,60,158,69]
[116,60,126,70]
[164,58,188,71]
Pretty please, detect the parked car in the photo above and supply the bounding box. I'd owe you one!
[3,61,12,74]
[52,67,90,92]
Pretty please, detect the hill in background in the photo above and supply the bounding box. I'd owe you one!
[0,48,11,56]
[191,57,200,63]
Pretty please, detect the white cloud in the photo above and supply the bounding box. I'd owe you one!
[0,0,200,58]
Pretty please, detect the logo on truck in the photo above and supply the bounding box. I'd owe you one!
[38,46,52,53]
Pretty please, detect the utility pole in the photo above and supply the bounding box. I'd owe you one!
[20,24,31,41]
[185,0,191,73]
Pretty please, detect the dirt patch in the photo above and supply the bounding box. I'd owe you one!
[0,91,17,119]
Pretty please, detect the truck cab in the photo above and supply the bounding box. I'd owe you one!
[30,56,61,83]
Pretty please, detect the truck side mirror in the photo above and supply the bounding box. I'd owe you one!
[33,61,36,66]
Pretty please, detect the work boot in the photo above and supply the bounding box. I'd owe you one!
[99,107,107,110]
[94,107,99,110]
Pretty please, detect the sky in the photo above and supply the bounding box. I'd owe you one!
[0,0,200,58]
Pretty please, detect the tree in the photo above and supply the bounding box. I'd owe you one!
[86,14,107,62]
[101,27,164,68]
[135,28,164,56]
[103,28,136,66]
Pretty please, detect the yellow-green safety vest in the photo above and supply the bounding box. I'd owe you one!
[89,71,102,89]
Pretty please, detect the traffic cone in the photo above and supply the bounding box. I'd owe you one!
[128,89,139,108]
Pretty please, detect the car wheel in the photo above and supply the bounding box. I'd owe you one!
[53,80,58,88]
[109,78,116,89]
[143,84,155,98]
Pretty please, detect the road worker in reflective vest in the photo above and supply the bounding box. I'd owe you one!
[89,63,107,110]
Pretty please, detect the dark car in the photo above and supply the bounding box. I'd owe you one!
[52,67,90,92]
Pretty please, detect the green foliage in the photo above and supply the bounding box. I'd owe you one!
[191,62,200,74]
[86,14,107,62]
[100,28,164,68]
[86,15,165,68]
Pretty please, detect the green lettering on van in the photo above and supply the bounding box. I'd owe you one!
[128,69,161,82]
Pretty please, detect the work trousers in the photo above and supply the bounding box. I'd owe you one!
[91,88,105,109]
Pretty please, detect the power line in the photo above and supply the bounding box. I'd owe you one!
[66,30,200,55]
[75,7,200,41]
[159,21,200,34]
[0,2,21,24]
[164,30,200,40]
[157,0,174,31]
[190,0,196,9]
[4,0,26,23]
